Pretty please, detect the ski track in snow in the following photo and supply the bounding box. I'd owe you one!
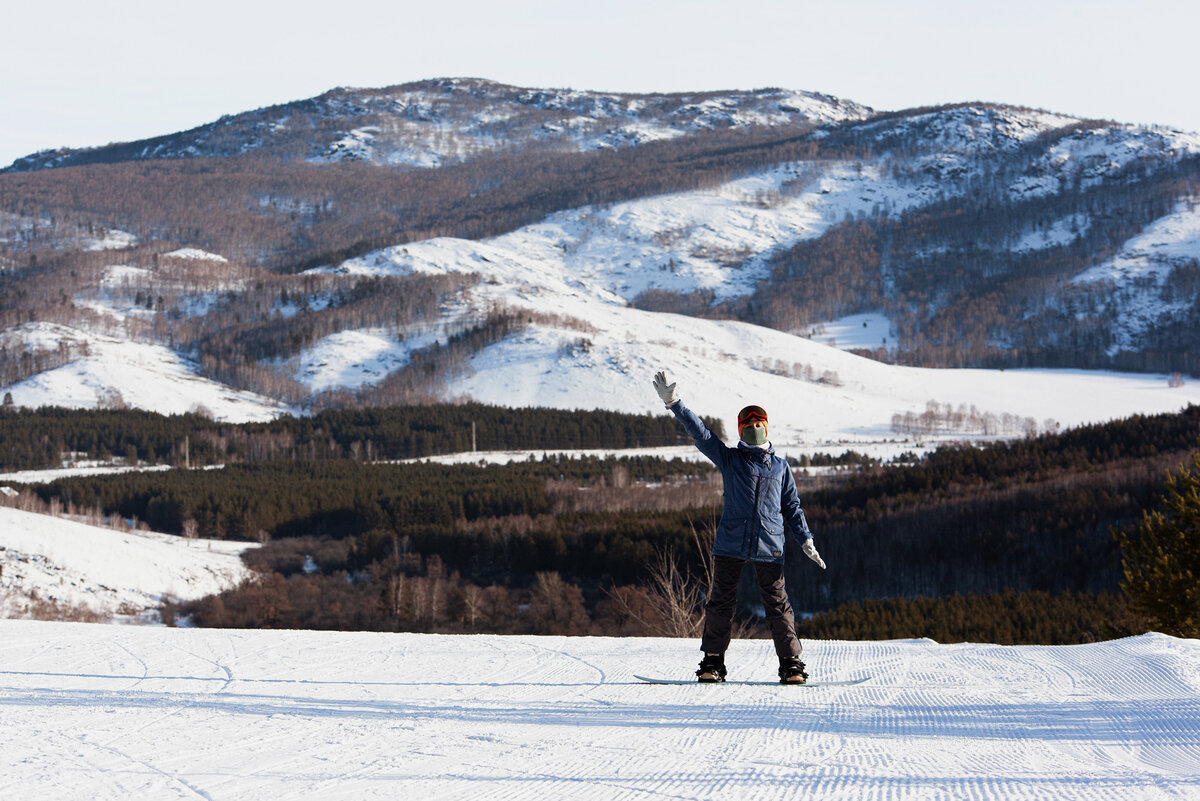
[1,622,1198,800]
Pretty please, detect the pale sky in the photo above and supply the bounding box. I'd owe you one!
[2,0,1197,168]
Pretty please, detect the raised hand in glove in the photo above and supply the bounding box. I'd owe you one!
[801,539,826,570]
[652,370,680,408]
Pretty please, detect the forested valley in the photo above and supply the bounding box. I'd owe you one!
[7,403,1197,644]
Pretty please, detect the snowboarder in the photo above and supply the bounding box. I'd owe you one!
[652,370,826,684]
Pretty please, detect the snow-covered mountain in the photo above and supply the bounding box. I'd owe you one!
[332,158,930,303]
[2,79,1199,440]
[2,619,1197,799]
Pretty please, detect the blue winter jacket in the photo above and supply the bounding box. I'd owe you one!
[671,400,812,565]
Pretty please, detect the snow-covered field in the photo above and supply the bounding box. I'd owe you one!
[0,462,173,485]
[1,621,1197,800]
[0,506,252,620]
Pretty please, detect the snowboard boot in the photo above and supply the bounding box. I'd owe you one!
[696,653,727,683]
[778,656,808,684]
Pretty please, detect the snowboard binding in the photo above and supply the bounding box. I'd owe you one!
[696,653,727,683]
[778,656,808,684]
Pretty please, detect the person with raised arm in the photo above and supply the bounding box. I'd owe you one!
[652,370,826,683]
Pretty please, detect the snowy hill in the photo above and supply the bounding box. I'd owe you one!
[1,620,1197,799]
[312,194,1200,448]
[1072,198,1200,354]
[0,506,252,621]
[448,299,1200,447]
[3,79,1200,436]
[0,323,291,423]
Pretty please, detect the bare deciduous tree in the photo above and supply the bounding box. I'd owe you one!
[606,515,749,640]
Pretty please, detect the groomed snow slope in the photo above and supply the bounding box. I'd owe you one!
[1,621,1197,800]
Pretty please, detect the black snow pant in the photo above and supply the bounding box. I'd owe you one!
[700,554,802,659]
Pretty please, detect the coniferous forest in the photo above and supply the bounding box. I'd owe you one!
[6,403,1197,644]
[0,403,722,469]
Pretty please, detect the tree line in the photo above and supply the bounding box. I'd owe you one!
[794,590,1137,645]
[0,403,720,470]
[171,561,1138,645]
[15,405,1198,630]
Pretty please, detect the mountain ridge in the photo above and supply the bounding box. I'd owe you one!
[2,77,873,173]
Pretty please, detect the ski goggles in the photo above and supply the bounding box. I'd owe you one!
[737,405,768,427]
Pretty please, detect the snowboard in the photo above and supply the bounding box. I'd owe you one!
[634,674,870,687]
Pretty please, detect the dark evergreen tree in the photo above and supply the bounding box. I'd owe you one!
[1116,446,1200,637]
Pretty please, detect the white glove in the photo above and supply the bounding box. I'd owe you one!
[801,539,826,569]
[653,370,680,408]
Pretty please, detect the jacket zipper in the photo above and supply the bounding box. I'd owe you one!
[745,474,762,559]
